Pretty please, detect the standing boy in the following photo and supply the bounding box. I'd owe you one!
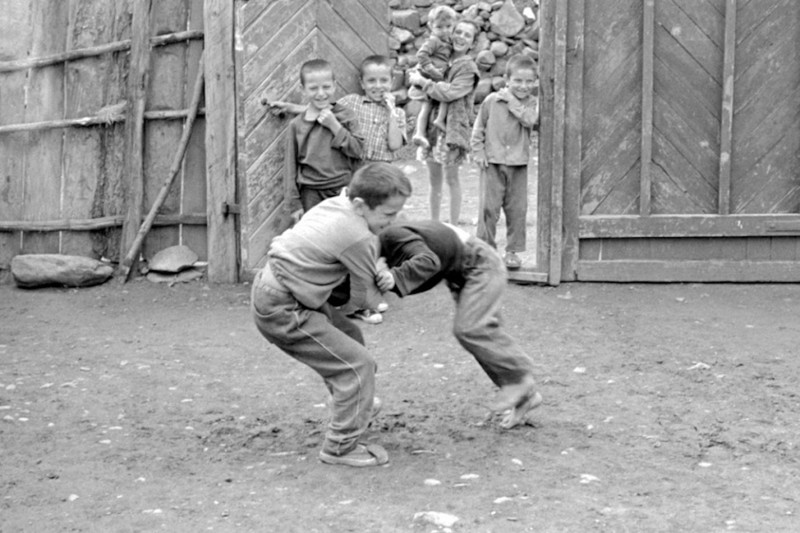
[471,53,539,270]
[377,220,542,428]
[284,59,364,223]
[252,162,412,467]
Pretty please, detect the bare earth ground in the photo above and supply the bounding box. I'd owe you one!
[2,164,800,532]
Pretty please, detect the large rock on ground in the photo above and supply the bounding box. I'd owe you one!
[11,254,114,288]
[490,0,525,38]
[148,245,198,274]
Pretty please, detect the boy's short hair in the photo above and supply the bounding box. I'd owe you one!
[428,5,457,25]
[505,53,538,78]
[360,55,393,77]
[348,162,412,208]
[300,59,333,86]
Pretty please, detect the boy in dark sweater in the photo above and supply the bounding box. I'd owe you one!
[377,220,541,428]
[284,59,364,223]
[253,163,412,467]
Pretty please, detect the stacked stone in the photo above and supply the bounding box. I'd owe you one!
[388,0,540,118]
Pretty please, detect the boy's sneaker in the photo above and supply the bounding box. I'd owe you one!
[376,301,389,313]
[349,308,383,325]
[504,252,522,270]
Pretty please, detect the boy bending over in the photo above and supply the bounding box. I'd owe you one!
[252,163,412,467]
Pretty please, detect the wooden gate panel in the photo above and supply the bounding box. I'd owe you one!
[237,0,389,274]
[558,0,800,281]
[581,0,642,216]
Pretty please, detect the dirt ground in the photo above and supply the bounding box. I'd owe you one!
[2,162,800,532]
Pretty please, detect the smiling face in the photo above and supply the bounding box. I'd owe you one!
[360,63,393,103]
[357,194,407,235]
[451,21,477,55]
[506,67,537,101]
[301,68,336,111]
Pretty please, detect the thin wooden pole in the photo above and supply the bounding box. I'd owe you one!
[0,107,206,134]
[119,54,205,281]
[0,30,203,73]
[0,213,206,232]
[718,0,737,216]
[640,0,655,216]
[118,0,153,277]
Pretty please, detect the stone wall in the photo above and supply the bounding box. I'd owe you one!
[388,0,540,118]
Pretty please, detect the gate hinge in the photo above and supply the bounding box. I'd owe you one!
[222,202,241,217]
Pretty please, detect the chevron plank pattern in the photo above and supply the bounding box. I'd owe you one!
[237,0,389,270]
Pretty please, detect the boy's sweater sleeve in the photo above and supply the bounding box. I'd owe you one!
[284,120,302,215]
[331,106,364,160]
[416,37,437,70]
[470,97,490,159]
[383,230,442,297]
[507,97,539,129]
[339,236,383,311]
[422,65,476,103]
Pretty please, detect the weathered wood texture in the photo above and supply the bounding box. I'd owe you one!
[558,0,800,281]
[236,0,389,274]
[0,0,207,282]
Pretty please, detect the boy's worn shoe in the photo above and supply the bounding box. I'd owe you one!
[504,252,522,270]
[499,391,543,429]
[319,443,389,467]
[349,308,383,324]
[376,301,389,313]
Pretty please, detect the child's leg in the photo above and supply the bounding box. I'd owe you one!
[444,162,462,225]
[252,273,377,457]
[426,159,444,221]
[433,101,448,131]
[476,163,504,249]
[450,238,538,418]
[412,99,432,148]
[503,165,529,254]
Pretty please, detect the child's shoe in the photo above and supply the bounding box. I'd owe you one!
[504,252,522,270]
[412,133,430,148]
[376,301,389,313]
[349,308,383,325]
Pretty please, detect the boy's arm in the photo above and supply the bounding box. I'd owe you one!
[380,229,442,296]
[499,89,539,129]
[339,237,383,310]
[470,97,490,168]
[384,93,407,152]
[283,121,303,217]
[329,106,364,160]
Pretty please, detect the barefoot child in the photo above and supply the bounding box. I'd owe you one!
[408,5,457,148]
[252,162,412,467]
[377,220,542,428]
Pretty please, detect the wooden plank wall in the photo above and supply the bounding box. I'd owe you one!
[236,0,389,274]
[0,0,207,282]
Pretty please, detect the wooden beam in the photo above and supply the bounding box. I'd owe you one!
[548,0,568,286]
[204,0,239,282]
[118,0,153,276]
[639,0,655,216]
[577,260,800,283]
[561,0,586,281]
[579,214,800,238]
[0,107,206,135]
[718,0,737,215]
[0,30,203,73]
[0,214,206,232]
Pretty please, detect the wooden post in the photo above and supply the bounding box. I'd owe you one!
[718,0,737,216]
[640,0,655,217]
[548,0,569,286]
[204,0,239,282]
[118,0,153,276]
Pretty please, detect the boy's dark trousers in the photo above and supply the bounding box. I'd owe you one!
[251,267,376,456]
[477,163,528,253]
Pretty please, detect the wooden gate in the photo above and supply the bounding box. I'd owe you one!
[234,0,389,276]
[539,0,800,282]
